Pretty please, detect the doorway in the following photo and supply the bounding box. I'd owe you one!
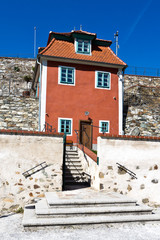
[79,120,92,149]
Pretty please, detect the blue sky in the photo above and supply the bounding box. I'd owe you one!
[0,0,160,69]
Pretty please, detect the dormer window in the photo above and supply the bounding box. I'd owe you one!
[76,39,91,55]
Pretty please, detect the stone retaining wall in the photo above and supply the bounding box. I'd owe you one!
[124,74,160,137]
[0,58,160,137]
[0,96,39,131]
[0,57,36,96]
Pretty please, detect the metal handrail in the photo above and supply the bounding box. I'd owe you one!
[43,122,56,133]
[22,161,48,178]
[74,129,89,165]
[116,163,137,179]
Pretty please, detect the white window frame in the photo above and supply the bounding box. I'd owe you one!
[58,66,75,86]
[58,118,73,136]
[99,120,110,133]
[75,38,91,55]
[95,71,111,90]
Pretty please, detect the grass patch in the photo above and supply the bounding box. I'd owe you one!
[91,150,97,155]
[16,207,24,214]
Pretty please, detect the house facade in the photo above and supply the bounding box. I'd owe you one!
[33,30,127,150]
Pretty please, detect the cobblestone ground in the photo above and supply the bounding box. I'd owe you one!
[1,213,160,240]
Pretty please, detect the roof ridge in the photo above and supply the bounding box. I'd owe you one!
[40,38,56,55]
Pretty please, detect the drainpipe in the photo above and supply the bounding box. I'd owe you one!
[118,69,124,135]
[37,58,42,132]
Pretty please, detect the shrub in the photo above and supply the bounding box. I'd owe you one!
[24,75,32,83]
[14,66,20,72]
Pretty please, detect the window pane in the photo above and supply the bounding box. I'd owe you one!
[98,81,102,86]
[68,69,73,74]
[61,78,66,82]
[68,73,72,78]
[104,80,108,87]
[78,47,83,51]
[84,41,89,52]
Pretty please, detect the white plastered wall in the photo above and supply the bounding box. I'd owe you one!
[97,136,160,205]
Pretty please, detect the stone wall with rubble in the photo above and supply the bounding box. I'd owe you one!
[0,57,39,131]
[0,57,36,96]
[0,131,63,215]
[0,96,39,131]
[124,74,160,137]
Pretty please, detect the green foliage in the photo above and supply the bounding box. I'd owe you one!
[24,75,32,82]
[16,207,24,214]
[14,66,20,72]
[91,150,97,155]
[32,66,35,72]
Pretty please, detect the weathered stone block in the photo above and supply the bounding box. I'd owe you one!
[33,184,40,189]
[140,184,145,190]
[142,198,149,204]
[151,179,158,184]
[99,172,104,178]
[107,166,113,170]
[127,184,132,191]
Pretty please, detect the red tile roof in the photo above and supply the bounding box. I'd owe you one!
[40,31,127,67]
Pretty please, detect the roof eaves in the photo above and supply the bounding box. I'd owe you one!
[38,54,127,69]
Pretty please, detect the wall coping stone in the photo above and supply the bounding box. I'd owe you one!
[78,144,97,163]
[0,56,35,61]
[0,129,64,138]
[124,73,160,79]
[99,134,160,142]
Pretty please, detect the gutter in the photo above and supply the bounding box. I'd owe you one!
[38,54,128,70]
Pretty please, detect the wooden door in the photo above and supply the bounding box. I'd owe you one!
[80,120,92,149]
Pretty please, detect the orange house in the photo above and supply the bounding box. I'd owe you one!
[33,30,127,150]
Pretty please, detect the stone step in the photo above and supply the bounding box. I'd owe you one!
[65,180,88,184]
[23,207,160,227]
[35,199,153,218]
[65,166,83,171]
[66,148,77,152]
[65,157,80,160]
[66,151,79,155]
[65,162,82,167]
[45,192,137,207]
[65,160,81,164]
[65,172,84,176]
[64,175,86,180]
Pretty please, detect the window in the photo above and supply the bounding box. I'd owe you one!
[99,120,109,133]
[58,118,72,135]
[95,71,110,89]
[59,66,75,85]
[76,39,91,55]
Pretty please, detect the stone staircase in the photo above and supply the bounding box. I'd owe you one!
[22,190,160,228]
[64,148,90,189]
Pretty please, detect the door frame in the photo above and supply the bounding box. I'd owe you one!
[79,119,93,149]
